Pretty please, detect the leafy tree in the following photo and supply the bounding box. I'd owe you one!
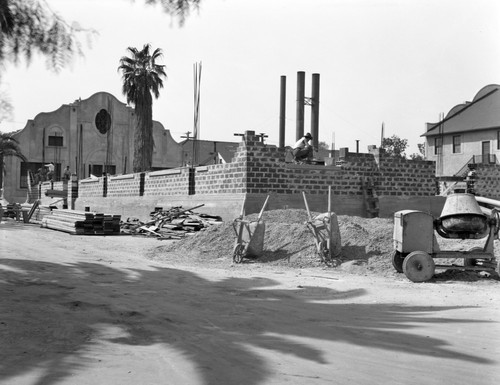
[0,0,90,72]
[0,0,200,116]
[409,142,426,160]
[142,0,201,26]
[417,142,425,157]
[0,132,26,197]
[118,44,166,172]
[318,141,329,150]
[0,0,200,70]
[381,135,408,158]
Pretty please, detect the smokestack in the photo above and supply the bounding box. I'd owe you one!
[296,71,305,140]
[311,73,320,149]
[279,75,286,148]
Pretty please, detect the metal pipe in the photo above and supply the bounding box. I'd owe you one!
[296,71,305,141]
[475,196,500,208]
[311,73,320,149]
[279,75,286,148]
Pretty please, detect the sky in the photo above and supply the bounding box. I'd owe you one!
[1,0,499,154]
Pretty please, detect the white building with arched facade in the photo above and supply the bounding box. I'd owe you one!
[3,91,183,203]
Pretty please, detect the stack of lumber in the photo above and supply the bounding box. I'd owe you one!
[41,209,121,235]
[121,204,222,239]
[21,203,59,224]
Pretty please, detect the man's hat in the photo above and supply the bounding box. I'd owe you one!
[305,133,313,139]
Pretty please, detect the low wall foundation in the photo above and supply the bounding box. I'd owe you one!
[51,130,443,221]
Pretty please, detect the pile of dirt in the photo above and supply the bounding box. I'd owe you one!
[147,208,500,281]
[150,209,397,275]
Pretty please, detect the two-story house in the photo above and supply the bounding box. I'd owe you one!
[422,84,500,178]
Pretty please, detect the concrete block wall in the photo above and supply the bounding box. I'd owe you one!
[108,174,141,197]
[376,156,437,196]
[67,179,78,209]
[474,164,500,199]
[70,130,439,219]
[79,178,104,197]
[194,163,247,194]
[241,132,436,198]
[144,168,189,196]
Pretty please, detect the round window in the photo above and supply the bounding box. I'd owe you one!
[95,109,111,134]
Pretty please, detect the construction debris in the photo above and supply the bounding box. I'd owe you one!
[120,205,223,239]
[41,209,121,235]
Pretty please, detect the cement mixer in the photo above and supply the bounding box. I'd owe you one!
[392,193,500,282]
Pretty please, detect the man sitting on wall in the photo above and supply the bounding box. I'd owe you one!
[292,133,314,164]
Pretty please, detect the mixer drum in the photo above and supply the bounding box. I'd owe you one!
[438,214,488,239]
[437,193,488,239]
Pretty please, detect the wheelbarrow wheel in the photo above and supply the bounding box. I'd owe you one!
[403,251,435,282]
[391,251,406,273]
[233,243,244,264]
[318,241,328,262]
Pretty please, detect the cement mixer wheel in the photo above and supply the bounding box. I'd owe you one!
[391,251,406,273]
[403,251,435,282]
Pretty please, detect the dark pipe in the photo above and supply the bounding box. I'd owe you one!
[311,73,320,149]
[279,75,286,148]
[296,71,305,141]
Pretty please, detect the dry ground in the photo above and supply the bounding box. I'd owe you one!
[1,210,499,385]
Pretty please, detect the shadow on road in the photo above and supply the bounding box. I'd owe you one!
[0,258,494,385]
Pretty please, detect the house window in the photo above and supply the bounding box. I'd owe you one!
[48,135,63,147]
[434,137,442,155]
[452,135,461,153]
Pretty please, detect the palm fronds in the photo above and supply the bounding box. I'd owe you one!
[117,43,166,172]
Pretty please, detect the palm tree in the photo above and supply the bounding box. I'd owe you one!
[0,132,27,201]
[118,44,166,172]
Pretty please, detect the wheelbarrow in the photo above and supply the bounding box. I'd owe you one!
[232,195,270,263]
[303,186,342,266]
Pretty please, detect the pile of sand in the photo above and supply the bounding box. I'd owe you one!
[151,209,397,275]
[148,208,500,282]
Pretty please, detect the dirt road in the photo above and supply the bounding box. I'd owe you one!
[1,220,499,385]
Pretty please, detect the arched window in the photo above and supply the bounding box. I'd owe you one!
[47,126,64,147]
